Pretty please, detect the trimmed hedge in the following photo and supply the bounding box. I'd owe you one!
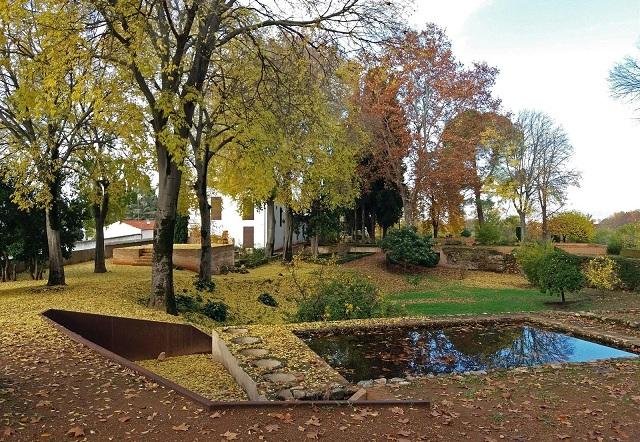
[620,248,640,259]
[575,255,640,292]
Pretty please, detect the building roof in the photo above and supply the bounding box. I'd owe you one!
[122,219,156,231]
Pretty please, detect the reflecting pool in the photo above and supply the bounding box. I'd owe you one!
[297,324,638,383]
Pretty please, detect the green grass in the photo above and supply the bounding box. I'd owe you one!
[389,286,588,316]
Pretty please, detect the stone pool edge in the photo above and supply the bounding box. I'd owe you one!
[213,312,640,401]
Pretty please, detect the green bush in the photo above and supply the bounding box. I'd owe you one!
[258,292,278,307]
[607,239,622,255]
[379,227,439,268]
[515,242,556,287]
[237,248,269,268]
[612,256,640,291]
[202,300,229,322]
[538,249,584,303]
[295,271,398,322]
[461,229,472,238]
[175,293,204,312]
[583,256,620,290]
[193,278,216,293]
[476,223,501,245]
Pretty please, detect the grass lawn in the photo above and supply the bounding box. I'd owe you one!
[390,286,575,316]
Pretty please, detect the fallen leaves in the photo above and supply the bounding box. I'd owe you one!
[171,423,190,432]
[221,430,238,440]
[66,426,85,438]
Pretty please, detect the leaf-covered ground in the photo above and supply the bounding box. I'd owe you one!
[2,256,640,440]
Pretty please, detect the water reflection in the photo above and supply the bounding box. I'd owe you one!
[298,324,637,383]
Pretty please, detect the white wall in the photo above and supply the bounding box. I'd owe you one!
[189,193,305,250]
[103,222,141,239]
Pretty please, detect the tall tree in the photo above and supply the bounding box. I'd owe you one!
[379,25,499,226]
[494,111,543,241]
[0,1,106,285]
[92,0,403,313]
[443,110,514,226]
[610,50,640,110]
[534,115,580,239]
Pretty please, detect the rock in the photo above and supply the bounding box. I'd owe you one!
[231,336,261,345]
[292,389,307,400]
[374,378,387,385]
[252,359,282,369]
[328,388,346,400]
[276,389,293,401]
[264,373,297,384]
[239,348,269,358]
[357,380,374,388]
[157,352,166,361]
[348,388,368,402]
[389,377,404,384]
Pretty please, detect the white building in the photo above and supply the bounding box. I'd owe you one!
[191,194,305,250]
[104,219,155,240]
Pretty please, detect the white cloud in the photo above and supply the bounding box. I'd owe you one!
[408,0,492,37]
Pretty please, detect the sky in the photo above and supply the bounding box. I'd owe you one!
[409,0,640,220]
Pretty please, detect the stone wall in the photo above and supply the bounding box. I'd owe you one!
[440,246,519,274]
[113,244,235,275]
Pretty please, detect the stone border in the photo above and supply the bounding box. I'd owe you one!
[213,312,640,401]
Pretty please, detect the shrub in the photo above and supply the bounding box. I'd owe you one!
[612,222,640,249]
[515,242,555,287]
[549,211,595,243]
[583,256,621,290]
[193,278,216,293]
[175,293,203,313]
[538,249,584,303]
[237,248,269,268]
[258,292,278,307]
[607,240,622,255]
[612,256,640,291]
[296,271,390,322]
[476,223,501,245]
[379,227,439,268]
[202,300,229,322]
[461,229,472,238]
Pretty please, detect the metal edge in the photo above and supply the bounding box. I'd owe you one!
[41,311,431,410]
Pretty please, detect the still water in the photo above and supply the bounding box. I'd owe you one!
[297,324,638,383]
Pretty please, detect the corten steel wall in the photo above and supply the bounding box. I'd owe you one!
[42,309,212,361]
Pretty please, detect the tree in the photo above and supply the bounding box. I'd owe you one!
[357,66,411,225]
[368,180,403,237]
[548,211,595,243]
[0,180,84,281]
[494,111,540,241]
[538,249,584,304]
[379,26,499,226]
[609,50,640,111]
[533,115,580,239]
[92,0,403,313]
[443,110,514,226]
[0,1,102,285]
[213,38,364,262]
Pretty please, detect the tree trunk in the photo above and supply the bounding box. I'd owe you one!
[265,197,275,257]
[195,172,212,284]
[518,211,527,243]
[283,206,294,262]
[382,226,388,238]
[540,202,549,241]
[149,147,182,315]
[474,187,485,227]
[93,182,109,274]
[560,289,565,304]
[311,234,319,258]
[401,188,414,227]
[45,206,65,286]
[432,219,439,238]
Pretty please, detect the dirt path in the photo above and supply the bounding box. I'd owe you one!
[2,317,640,441]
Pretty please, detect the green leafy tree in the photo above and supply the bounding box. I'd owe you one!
[548,211,595,243]
[379,227,440,269]
[538,249,584,303]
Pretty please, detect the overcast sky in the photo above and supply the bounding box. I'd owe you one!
[409,0,640,220]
